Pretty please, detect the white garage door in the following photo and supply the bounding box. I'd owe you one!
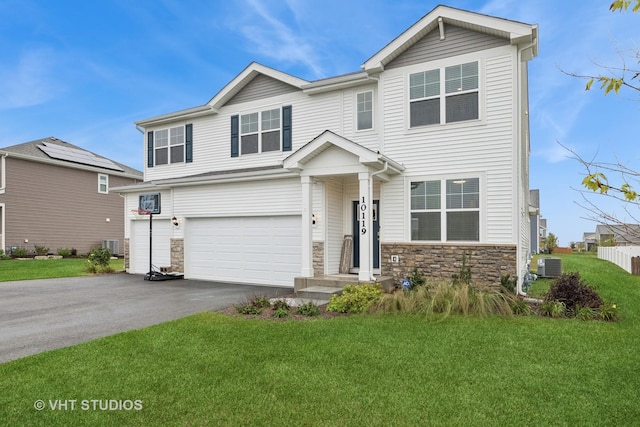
[185,216,301,287]
[131,219,171,275]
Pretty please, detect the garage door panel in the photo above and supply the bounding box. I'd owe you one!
[185,216,301,287]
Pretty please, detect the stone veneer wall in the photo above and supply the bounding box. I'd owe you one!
[381,243,517,285]
[313,241,324,276]
[171,238,184,273]
[124,238,130,271]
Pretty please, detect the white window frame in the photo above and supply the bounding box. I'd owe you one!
[98,173,109,194]
[407,174,483,242]
[154,125,185,166]
[356,90,374,131]
[240,108,281,155]
[408,59,482,129]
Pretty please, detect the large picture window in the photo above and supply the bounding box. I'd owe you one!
[409,61,479,127]
[411,177,479,241]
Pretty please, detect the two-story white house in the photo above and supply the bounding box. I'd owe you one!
[117,5,538,294]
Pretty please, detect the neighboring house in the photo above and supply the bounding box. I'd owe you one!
[116,5,538,293]
[539,217,547,251]
[529,189,541,254]
[595,224,640,246]
[0,137,143,255]
[583,232,597,251]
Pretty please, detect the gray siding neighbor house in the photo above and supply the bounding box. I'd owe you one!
[0,137,142,256]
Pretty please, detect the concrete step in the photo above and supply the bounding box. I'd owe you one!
[296,286,343,300]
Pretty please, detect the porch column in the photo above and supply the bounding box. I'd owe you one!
[358,172,373,281]
[301,175,313,277]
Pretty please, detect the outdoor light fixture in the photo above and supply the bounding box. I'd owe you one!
[171,216,179,226]
[312,214,317,225]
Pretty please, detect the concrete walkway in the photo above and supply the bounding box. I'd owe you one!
[0,274,289,363]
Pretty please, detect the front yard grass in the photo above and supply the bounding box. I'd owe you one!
[0,258,124,282]
[1,253,639,425]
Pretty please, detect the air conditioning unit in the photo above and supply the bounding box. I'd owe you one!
[537,257,561,278]
[102,240,119,256]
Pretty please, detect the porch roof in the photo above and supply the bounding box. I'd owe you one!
[282,130,404,176]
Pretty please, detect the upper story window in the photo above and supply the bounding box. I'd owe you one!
[240,108,281,154]
[356,91,373,130]
[98,174,108,194]
[147,124,192,168]
[410,177,480,242]
[231,106,292,157]
[409,61,479,127]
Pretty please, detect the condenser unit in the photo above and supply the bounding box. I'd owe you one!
[537,257,561,278]
[102,240,119,256]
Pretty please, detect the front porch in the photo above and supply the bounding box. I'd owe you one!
[294,274,396,300]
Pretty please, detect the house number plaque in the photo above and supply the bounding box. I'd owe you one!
[360,196,367,235]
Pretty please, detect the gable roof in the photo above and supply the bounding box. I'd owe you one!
[0,137,142,178]
[363,4,538,73]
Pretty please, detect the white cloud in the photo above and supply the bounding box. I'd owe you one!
[0,49,64,110]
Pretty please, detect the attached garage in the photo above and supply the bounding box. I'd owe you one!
[185,215,301,287]
[130,219,172,275]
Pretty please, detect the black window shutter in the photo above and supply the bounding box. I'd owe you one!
[282,105,292,151]
[185,123,193,163]
[230,115,239,157]
[147,131,154,167]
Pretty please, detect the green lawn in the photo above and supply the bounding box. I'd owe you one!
[0,258,124,282]
[1,254,639,425]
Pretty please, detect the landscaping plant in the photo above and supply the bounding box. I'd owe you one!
[327,283,384,313]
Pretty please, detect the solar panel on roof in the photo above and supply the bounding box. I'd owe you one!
[37,142,124,172]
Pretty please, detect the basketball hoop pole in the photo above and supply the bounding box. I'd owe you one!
[148,212,153,278]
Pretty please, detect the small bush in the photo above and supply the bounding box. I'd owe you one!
[406,267,426,290]
[544,272,603,315]
[511,299,531,316]
[327,283,384,313]
[235,304,263,315]
[296,302,320,316]
[13,247,28,257]
[541,301,566,318]
[57,248,72,257]
[272,307,289,318]
[34,245,49,256]
[85,247,114,274]
[251,296,272,309]
[451,253,472,286]
[574,306,597,321]
[598,303,619,322]
[271,299,291,311]
[500,274,517,294]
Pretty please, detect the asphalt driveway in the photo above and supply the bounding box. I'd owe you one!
[0,274,289,363]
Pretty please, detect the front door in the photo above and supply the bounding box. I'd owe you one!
[352,200,380,269]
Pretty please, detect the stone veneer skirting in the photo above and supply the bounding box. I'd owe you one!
[313,241,324,276]
[124,238,130,271]
[381,243,517,285]
[171,238,184,273]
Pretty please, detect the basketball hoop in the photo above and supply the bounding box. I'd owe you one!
[131,209,151,217]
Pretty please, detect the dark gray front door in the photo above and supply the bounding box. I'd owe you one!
[352,200,380,269]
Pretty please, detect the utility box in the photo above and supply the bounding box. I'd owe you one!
[537,257,561,278]
[102,240,119,256]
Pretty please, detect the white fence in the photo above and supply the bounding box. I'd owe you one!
[598,246,640,274]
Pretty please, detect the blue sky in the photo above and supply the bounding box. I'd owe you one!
[1,0,638,246]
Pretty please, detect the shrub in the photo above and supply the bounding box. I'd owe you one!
[406,267,426,290]
[510,299,531,316]
[85,246,114,274]
[272,307,289,318]
[251,296,272,309]
[57,248,72,257]
[235,304,263,315]
[296,302,320,316]
[34,245,49,256]
[574,306,597,321]
[451,253,472,286]
[12,247,28,257]
[500,274,517,294]
[541,301,566,318]
[327,283,384,313]
[271,299,291,311]
[544,272,603,315]
[598,303,619,322]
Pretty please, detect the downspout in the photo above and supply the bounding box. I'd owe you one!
[515,38,537,296]
[367,160,388,281]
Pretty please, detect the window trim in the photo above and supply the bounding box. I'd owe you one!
[406,57,483,130]
[406,174,484,242]
[356,90,374,131]
[237,107,283,156]
[152,125,187,166]
[98,173,109,194]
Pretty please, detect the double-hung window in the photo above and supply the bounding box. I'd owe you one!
[154,126,184,165]
[98,174,108,194]
[240,108,280,154]
[411,177,480,241]
[356,91,373,130]
[409,61,479,127]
